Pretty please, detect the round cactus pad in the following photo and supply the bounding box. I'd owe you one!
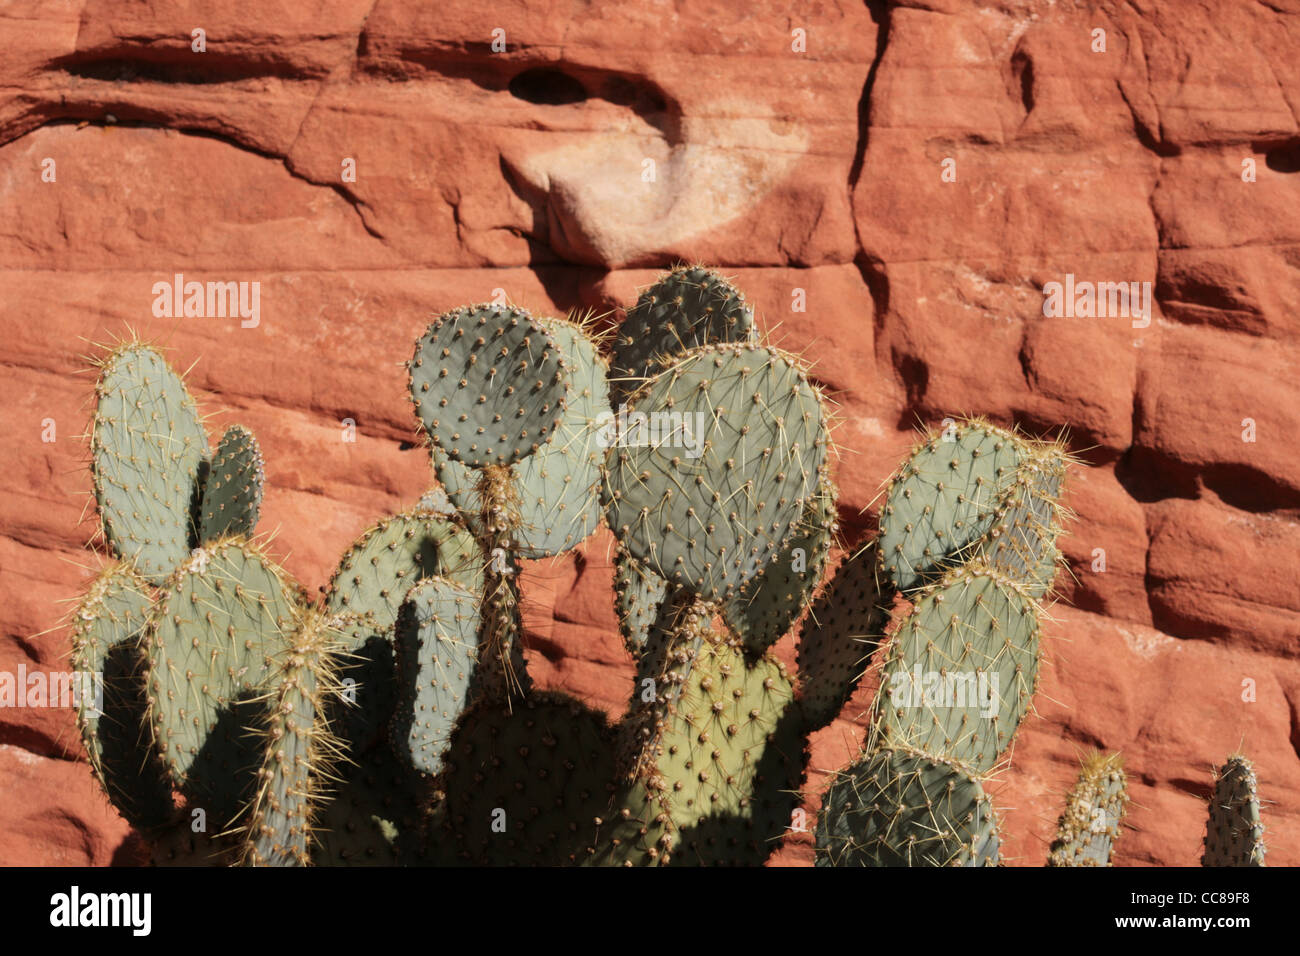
[434,319,609,557]
[409,304,570,469]
[604,344,828,601]
[610,266,755,406]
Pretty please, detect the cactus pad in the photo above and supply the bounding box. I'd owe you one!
[324,512,482,751]
[878,419,1029,593]
[977,447,1067,598]
[90,343,208,582]
[1203,755,1267,867]
[604,343,829,601]
[198,425,264,543]
[1048,751,1129,866]
[434,318,610,558]
[599,634,805,866]
[613,543,670,655]
[796,543,890,731]
[816,745,1000,867]
[609,266,755,406]
[409,304,570,468]
[239,611,345,866]
[392,578,481,777]
[326,511,483,632]
[873,566,1040,772]
[439,693,618,865]
[144,541,298,821]
[70,563,176,830]
[727,476,839,656]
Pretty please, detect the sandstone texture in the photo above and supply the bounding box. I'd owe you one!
[0,0,1296,866]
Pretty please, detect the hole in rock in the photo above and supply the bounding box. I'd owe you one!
[509,69,588,106]
[1265,139,1300,173]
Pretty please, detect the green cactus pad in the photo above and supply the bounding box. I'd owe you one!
[324,512,482,751]
[198,425,263,543]
[977,446,1068,598]
[433,318,610,558]
[796,542,890,731]
[440,693,618,865]
[91,343,209,583]
[325,511,483,632]
[815,745,1000,867]
[613,542,670,655]
[616,594,708,775]
[609,266,755,406]
[1203,755,1267,867]
[1048,751,1129,866]
[726,476,839,656]
[598,634,806,866]
[604,343,829,601]
[409,304,571,469]
[239,612,344,866]
[873,566,1040,772]
[144,541,299,823]
[652,636,805,865]
[311,741,427,866]
[878,419,1029,593]
[392,578,481,777]
[70,564,176,831]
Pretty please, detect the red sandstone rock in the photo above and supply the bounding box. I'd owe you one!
[1,0,1297,867]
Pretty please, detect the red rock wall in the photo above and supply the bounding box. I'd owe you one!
[1,0,1296,866]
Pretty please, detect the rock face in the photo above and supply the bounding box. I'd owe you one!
[1,0,1296,866]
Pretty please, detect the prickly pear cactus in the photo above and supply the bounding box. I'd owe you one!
[612,542,669,654]
[603,344,829,600]
[596,632,805,867]
[70,563,175,831]
[725,475,839,656]
[816,745,1000,867]
[609,265,755,406]
[814,417,1074,867]
[391,577,481,777]
[409,304,571,468]
[795,543,889,731]
[144,540,299,823]
[90,343,208,583]
[67,271,1168,871]
[1203,755,1267,867]
[433,317,610,559]
[1048,752,1128,866]
[239,611,345,866]
[877,420,1029,593]
[872,564,1041,772]
[199,424,264,543]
